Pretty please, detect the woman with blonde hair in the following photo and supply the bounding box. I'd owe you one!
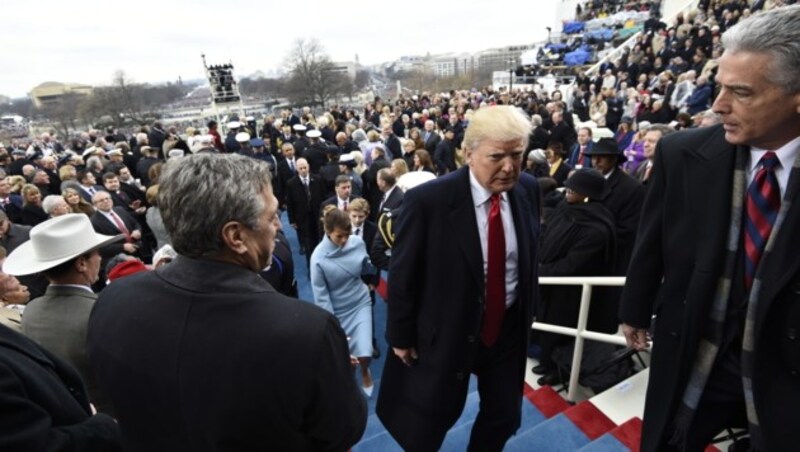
[310,205,377,396]
[62,187,95,216]
[20,184,47,226]
[390,158,409,178]
[7,176,26,194]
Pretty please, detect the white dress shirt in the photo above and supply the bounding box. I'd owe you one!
[469,170,519,307]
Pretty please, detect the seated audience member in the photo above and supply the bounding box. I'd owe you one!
[42,195,71,218]
[63,187,95,216]
[86,153,367,450]
[0,275,121,451]
[534,169,617,385]
[5,214,124,414]
[20,184,48,226]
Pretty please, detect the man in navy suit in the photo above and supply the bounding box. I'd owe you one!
[377,106,540,451]
[566,127,594,168]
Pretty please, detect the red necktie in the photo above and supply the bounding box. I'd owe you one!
[110,211,132,242]
[481,193,506,347]
[578,145,586,166]
[343,201,348,211]
[743,151,781,291]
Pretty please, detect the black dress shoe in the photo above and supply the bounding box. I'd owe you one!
[531,364,551,375]
[537,373,561,386]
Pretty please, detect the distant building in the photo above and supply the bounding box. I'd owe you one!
[329,61,358,79]
[476,44,538,73]
[30,82,93,109]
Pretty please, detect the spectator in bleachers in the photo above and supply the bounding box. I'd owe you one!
[534,168,616,385]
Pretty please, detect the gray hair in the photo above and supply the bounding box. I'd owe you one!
[462,106,532,151]
[158,154,272,258]
[42,195,66,215]
[721,5,800,93]
[644,124,676,137]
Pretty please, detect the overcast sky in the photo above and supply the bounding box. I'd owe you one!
[1,1,561,99]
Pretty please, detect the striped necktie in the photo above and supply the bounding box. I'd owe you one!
[743,151,781,291]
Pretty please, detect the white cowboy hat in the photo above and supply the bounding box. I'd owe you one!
[3,214,123,276]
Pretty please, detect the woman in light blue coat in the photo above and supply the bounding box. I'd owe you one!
[311,205,377,396]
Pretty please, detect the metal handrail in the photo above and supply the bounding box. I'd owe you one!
[533,276,633,402]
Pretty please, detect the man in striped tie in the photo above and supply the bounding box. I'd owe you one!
[620,6,800,451]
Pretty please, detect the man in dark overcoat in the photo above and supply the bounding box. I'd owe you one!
[620,7,800,450]
[377,106,540,451]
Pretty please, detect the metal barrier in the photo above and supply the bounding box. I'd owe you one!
[533,276,630,402]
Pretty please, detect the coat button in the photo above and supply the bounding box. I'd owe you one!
[467,335,476,343]
[456,372,466,380]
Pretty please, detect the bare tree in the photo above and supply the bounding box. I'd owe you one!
[284,38,349,108]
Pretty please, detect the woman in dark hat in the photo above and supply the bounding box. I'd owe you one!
[532,169,617,385]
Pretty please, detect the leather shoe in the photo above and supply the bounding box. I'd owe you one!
[537,373,561,386]
[531,364,550,375]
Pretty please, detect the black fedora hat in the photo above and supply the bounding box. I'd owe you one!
[583,137,620,156]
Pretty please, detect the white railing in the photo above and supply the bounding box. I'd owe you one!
[533,276,633,402]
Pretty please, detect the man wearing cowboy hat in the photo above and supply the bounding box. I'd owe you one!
[5,214,124,415]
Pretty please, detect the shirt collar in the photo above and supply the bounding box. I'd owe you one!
[749,135,800,172]
[469,168,507,207]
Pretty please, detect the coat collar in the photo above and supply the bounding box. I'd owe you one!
[157,255,275,294]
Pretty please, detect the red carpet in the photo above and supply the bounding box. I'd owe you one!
[524,383,571,418]
[565,401,617,440]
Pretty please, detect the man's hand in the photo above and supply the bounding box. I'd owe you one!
[392,347,418,367]
[290,223,298,230]
[622,323,650,351]
[130,230,142,240]
[123,243,139,254]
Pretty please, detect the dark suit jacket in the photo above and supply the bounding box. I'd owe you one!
[0,324,120,451]
[1,194,24,223]
[619,125,800,451]
[362,157,391,219]
[384,134,401,160]
[379,186,404,213]
[376,167,540,448]
[434,139,457,174]
[567,142,594,168]
[21,204,48,227]
[87,256,366,451]
[90,208,139,260]
[285,175,325,237]
[423,131,441,155]
[599,168,645,274]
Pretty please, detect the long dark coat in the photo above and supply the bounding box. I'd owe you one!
[620,125,800,451]
[377,167,540,449]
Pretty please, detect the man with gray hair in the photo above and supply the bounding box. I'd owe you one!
[620,6,800,450]
[87,154,367,450]
[633,124,675,184]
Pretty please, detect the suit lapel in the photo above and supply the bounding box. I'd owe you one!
[448,169,484,294]
[754,163,800,333]
[685,128,738,271]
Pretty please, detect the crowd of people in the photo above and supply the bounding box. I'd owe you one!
[1,0,799,450]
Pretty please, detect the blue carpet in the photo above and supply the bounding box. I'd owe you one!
[286,212,603,450]
[577,434,629,451]
[504,412,592,451]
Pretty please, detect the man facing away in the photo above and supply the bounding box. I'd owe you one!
[87,153,366,451]
[377,106,540,451]
[620,6,800,451]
